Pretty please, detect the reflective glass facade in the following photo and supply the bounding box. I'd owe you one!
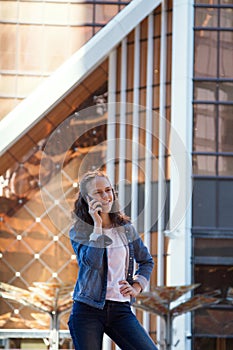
[192,0,233,348]
[0,0,130,120]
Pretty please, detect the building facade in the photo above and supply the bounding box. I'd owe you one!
[0,0,232,349]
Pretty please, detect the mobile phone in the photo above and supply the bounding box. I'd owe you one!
[86,194,102,214]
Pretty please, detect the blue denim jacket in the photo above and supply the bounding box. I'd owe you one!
[69,223,154,309]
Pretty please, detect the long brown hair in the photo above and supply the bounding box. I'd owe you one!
[73,170,130,232]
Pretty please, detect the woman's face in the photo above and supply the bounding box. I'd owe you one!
[85,176,114,213]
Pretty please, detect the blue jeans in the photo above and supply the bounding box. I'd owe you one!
[68,300,158,350]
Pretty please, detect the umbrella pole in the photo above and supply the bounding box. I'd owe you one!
[165,313,173,350]
[50,312,59,350]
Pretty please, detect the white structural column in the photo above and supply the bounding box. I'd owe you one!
[168,0,194,349]
[131,25,140,228]
[106,50,117,186]
[118,38,128,208]
[157,0,167,347]
[143,13,154,331]
[104,50,117,350]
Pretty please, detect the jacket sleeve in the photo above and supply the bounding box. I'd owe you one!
[69,226,112,270]
[130,225,154,290]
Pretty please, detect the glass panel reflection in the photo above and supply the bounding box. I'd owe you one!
[0,96,108,331]
[219,105,233,152]
[219,31,233,78]
[218,156,233,176]
[195,264,233,298]
[194,81,217,101]
[194,31,218,77]
[193,104,216,152]
[193,155,217,175]
[195,307,233,336]
[219,82,233,102]
[220,8,233,28]
[195,8,218,27]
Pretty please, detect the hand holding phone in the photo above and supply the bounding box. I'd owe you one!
[86,194,102,226]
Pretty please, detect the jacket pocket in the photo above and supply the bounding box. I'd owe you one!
[79,267,103,301]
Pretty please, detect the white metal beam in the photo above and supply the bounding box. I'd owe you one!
[157,0,168,346]
[118,38,127,208]
[131,25,140,229]
[144,12,154,332]
[168,0,194,349]
[106,50,117,186]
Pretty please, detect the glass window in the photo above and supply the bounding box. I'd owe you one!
[195,8,218,27]
[219,82,233,102]
[0,74,16,96]
[193,0,233,345]
[219,31,233,78]
[220,0,233,4]
[0,24,17,71]
[194,31,218,78]
[194,308,233,336]
[195,0,218,4]
[193,104,216,152]
[193,179,233,228]
[19,2,44,24]
[193,155,217,175]
[43,2,69,25]
[194,338,233,350]
[194,264,233,339]
[218,156,233,176]
[1,1,18,22]
[194,81,217,101]
[194,238,233,257]
[95,4,119,24]
[218,105,233,152]
[18,25,44,71]
[218,180,233,226]
[194,264,233,298]
[0,98,20,119]
[220,8,233,28]
[192,179,217,227]
[69,4,94,25]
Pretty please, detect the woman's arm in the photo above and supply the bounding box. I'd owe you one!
[130,225,154,290]
[69,226,112,269]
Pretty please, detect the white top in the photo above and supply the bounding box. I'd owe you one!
[104,228,130,302]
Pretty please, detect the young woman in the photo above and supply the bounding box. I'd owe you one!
[68,170,158,350]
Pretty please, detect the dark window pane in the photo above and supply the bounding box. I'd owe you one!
[194,238,233,257]
[194,31,218,77]
[193,180,216,227]
[194,264,233,297]
[219,31,233,78]
[193,104,216,152]
[219,180,233,227]
[194,308,233,336]
[193,265,233,340]
[218,105,233,152]
[194,338,233,350]
[193,338,216,350]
